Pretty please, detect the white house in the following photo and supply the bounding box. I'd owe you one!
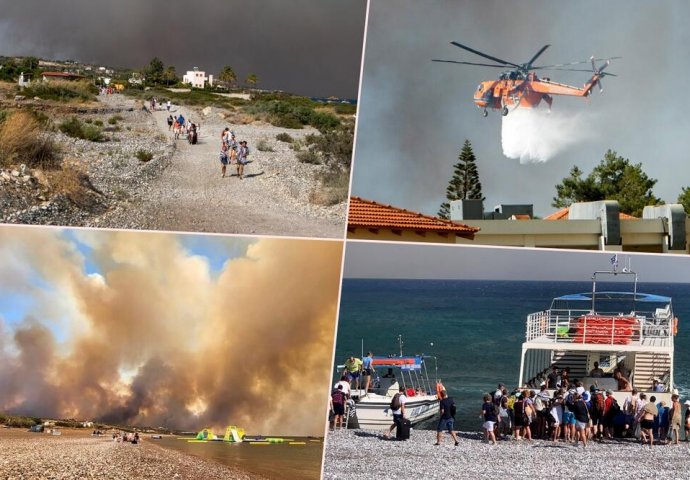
[182,67,213,89]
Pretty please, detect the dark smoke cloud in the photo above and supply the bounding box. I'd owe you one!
[0,228,343,436]
[352,0,690,216]
[0,0,366,98]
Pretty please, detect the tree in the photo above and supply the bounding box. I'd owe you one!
[145,57,165,84]
[678,187,690,213]
[245,73,259,88]
[438,139,485,219]
[552,149,661,217]
[218,66,237,88]
[162,66,177,86]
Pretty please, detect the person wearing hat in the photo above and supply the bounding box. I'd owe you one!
[669,394,682,444]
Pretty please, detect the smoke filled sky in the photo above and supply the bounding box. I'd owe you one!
[352,0,690,216]
[0,226,343,436]
[345,241,690,283]
[0,0,367,98]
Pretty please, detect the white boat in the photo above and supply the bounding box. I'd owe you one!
[341,354,440,429]
[518,267,678,404]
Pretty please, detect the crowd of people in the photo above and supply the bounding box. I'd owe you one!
[329,354,690,448]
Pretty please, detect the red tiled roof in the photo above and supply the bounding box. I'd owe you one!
[348,197,479,236]
[42,72,84,78]
[545,207,638,220]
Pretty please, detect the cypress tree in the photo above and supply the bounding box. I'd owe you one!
[438,139,485,219]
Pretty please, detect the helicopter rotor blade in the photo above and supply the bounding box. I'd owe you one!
[532,57,621,70]
[432,59,508,68]
[450,41,521,68]
[533,67,617,77]
[526,45,550,68]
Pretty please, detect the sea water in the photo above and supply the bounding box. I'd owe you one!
[155,437,323,480]
[335,279,690,431]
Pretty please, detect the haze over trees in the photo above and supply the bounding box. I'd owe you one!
[438,139,484,219]
[552,150,662,217]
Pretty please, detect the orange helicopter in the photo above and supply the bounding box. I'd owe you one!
[433,42,619,117]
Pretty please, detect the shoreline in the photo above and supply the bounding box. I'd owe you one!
[323,429,690,479]
[0,428,268,479]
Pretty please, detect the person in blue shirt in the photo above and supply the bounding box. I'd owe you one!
[362,351,374,396]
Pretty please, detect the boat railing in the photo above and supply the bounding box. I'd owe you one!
[526,308,674,345]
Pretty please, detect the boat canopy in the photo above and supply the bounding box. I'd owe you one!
[554,292,671,303]
[371,356,423,370]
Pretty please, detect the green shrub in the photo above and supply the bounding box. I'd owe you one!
[0,111,59,169]
[59,117,104,142]
[296,150,320,164]
[22,80,97,102]
[275,132,293,143]
[94,120,103,127]
[135,150,154,162]
[309,111,340,132]
[256,138,273,152]
[84,118,93,124]
[334,103,357,115]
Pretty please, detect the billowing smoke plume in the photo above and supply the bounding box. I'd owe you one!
[0,228,342,436]
[501,107,597,164]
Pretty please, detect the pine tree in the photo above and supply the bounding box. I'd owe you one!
[438,140,485,219]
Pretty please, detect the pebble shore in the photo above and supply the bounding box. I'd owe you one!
[323,429,690,480]
[0,429,267,479]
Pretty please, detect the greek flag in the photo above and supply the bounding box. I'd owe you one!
[610,254,618,268]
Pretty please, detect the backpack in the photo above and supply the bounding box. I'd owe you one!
[594,392,605,413]
[610,398,621,414]
[390,393,401,411]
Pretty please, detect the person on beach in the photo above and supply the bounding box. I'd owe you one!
[657,399,669,442]
[498,394,512,439]
[362,351,374,396]
[569,392,590,447]
[590,386,606,440]
[603,389,620,439]
[481,393,498,444]
[167,115,173,131]
[219,144,229,177]
[236,141,249,179]
[493,384,505,405]
[385,386,407,439]
[623,388,639,436]
[512,393,526,440]
[435,390,459,446]
[669,394,682,444]
[560,367,571,390]
[550,392,564,441]
[343,356,363,390]
[638,394,658,447]
[330,385,346,429]
[166,100,171,111]
[534,385,549,439]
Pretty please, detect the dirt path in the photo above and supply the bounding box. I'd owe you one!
[99,95,346,238]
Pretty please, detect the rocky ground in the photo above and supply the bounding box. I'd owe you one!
[323,429,690,479]
[0,429,267,479]
[1,92,347,238]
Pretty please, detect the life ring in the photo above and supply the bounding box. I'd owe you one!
[673,317,678,336]
[436,381,445,399]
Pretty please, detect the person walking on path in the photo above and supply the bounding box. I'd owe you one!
[435,390,459,446]
[219,144,229,178]
[237,141,250,179]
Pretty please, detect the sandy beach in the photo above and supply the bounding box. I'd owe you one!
[323,429,690,480]
[0,428,268,479]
